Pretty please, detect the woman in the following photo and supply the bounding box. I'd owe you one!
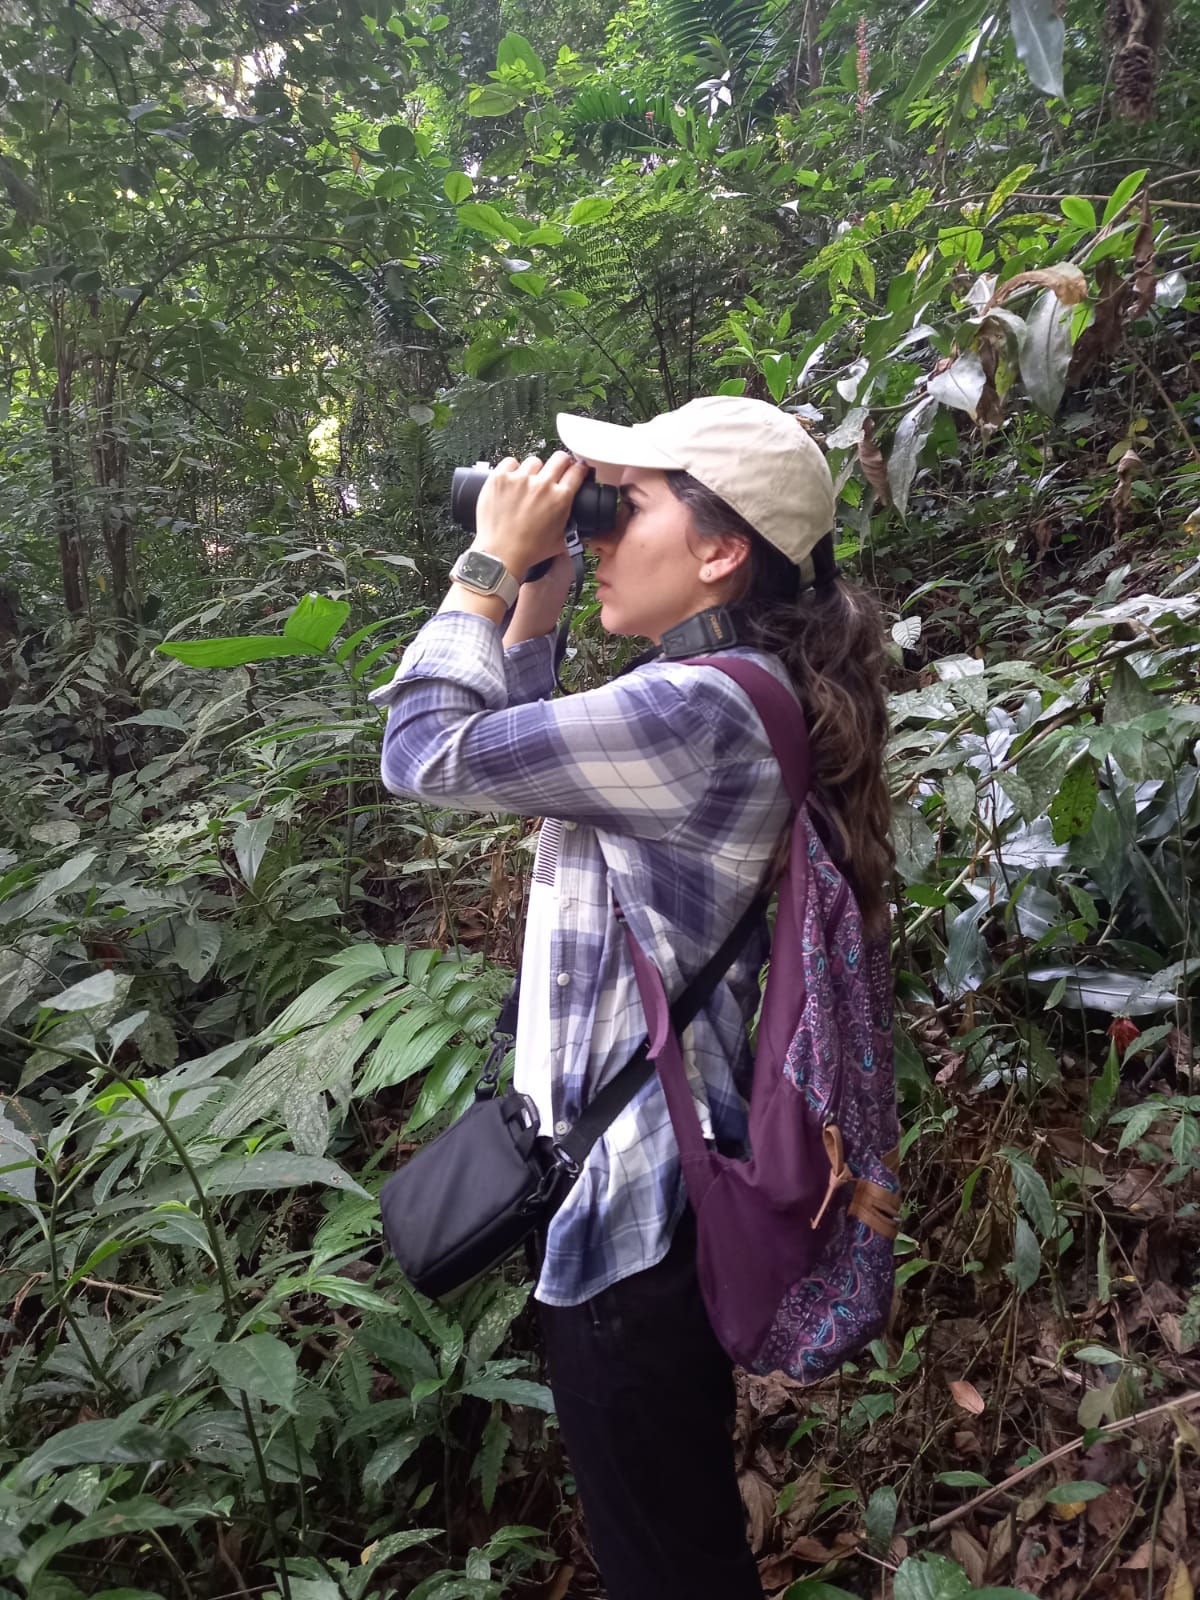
[371,396,892,1600]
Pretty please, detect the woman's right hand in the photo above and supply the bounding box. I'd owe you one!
[474,451,591,574]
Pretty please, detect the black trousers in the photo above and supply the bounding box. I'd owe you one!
[537,1214,764,1600]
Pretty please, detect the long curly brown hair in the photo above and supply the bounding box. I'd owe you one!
[667,470,893,938]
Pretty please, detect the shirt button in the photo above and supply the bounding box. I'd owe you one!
[556,972,571,988]
[554,1119,571,1136]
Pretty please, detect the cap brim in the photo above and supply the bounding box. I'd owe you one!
[556,412,681,470]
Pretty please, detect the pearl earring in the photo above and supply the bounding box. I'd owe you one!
[701,565,713,580]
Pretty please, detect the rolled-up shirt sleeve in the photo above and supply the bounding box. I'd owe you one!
[367,610,730,840]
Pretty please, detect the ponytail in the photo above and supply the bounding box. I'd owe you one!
[666,471,894,938]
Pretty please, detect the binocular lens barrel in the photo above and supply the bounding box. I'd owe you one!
[450,465,619,538]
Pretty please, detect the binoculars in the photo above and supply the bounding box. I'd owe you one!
[451,463,619,540]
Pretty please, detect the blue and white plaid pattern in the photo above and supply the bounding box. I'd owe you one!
[370,611,792,1306]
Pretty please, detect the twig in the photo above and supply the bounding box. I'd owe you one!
[1129,350,1200,463]
[908,1387,1200,1535]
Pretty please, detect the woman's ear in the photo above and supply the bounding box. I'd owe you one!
[698,532,751,587]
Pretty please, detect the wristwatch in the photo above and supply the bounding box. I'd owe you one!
[449,548,520,608]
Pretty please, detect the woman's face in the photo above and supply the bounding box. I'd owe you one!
[584,466,744,643]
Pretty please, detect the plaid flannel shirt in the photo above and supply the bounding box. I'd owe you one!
[369,610,792,1306]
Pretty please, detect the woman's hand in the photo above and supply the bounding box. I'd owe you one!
[473,451,591,575]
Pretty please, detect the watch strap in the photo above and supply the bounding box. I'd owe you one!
[450,549,520,607]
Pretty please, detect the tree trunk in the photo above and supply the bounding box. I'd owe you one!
[46,352,86,617]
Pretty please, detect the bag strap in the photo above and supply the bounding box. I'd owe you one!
[552,885,768,1173]
[620,659,811,1203]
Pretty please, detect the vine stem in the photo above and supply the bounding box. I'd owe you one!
[908,1388,1200,1536]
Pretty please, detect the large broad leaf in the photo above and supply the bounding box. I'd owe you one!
[1,850,98,921]
[282,593,351,654]
[496,32,545,79]
[21,1419,189,1481]
[0,1106,37,1202]
[206,1333,298,1411]
[158,635,300,668]
[887,397,939,516]
[895,1552,1037,1600]
[232,815,274,889]
[196,1151,368,1198]
[1027,965,1183,1014]
[1009,0,1064,96]
[892,2,988,117]
[926,353,987,417]
[1018,288,1074,415]
[43,970,117,1011]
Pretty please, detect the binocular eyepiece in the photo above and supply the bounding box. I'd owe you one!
[450,463,620,540]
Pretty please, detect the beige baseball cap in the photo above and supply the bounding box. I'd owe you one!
[556,395,835,568]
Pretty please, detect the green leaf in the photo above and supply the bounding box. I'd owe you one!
[1073,1344,1123,1365]
[865,1485,898,1552]
[474,1412,511,1511]
[378,123,415,161]
[206,1334,298,1411]
[43,970,116,1011]
[1061,196,1096,230]
[1104,658,1159,723]
[1102,169,1150,227]
[363,1432,426,1493]
[1087,1043,1120,1132]
[935,1470,993,1487]
[1011,1214,1042,1292]
[568,197,614,226]
[283,593,350,655]
[0,1106,36,1202]
[461,1376,554,1411]
[497,32,545,78]
[1009,0,1064,96]
[232,816,273,890]
[467,86,521,117]
[22,1420,188,1481]
[1007,1152,1056,1237]
[444,172,473,203]
[456,202,524,243]
[158,635,299,667]
[783,1585,862,1600]
[1049,759,1099,844]
[985,163,1036,222]
[893,5,988,117]
[895,1553,1039,1600]
[1044,1480,1108,1504]
[197,1152,368,1199]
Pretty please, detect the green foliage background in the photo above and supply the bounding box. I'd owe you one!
[2,0,1200,1593]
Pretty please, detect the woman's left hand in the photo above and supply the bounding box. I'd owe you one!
[473,451,591,574]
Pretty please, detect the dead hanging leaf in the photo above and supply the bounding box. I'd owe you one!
[1127,191,1157,320]
[1069,258,1130,382]
[1113,448,1142,530]
[991,262,1088,307]
[950,1378,986,1415]
[1166,1561,1195,1600]
[1033,518,1055,560]
[858,416,891,505]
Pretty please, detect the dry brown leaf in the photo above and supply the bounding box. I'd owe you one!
[1121,1540,1153,1570]
[858,417,891,505]
[951,1527,988,1586]
[950,1379,986,1415]
[991,263,1088,307]
[738,1469,776,1554]
[1166,1562,1195,1600]
[1128,191,1157,320]
[985,1515,1014,1579]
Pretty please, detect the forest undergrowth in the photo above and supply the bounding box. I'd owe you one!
[3,0,1200,1594]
